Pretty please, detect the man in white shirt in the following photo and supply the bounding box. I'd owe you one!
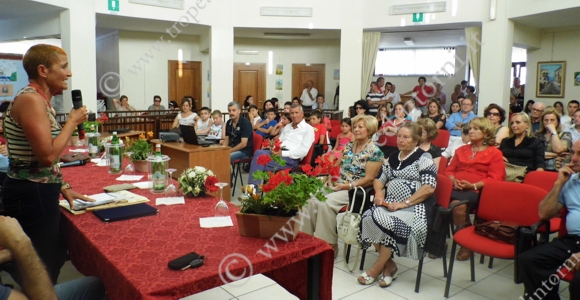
[300,80,318,109]
[566,110,580,143]
[561,100,579,131]
[384,82,401,105]
[248,104,315,186]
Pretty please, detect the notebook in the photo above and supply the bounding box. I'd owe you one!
[93,203,158,223]
[179,125,214,145]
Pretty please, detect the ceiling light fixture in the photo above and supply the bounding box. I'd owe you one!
[404,38,414,46]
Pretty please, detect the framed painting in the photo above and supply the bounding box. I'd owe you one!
[536,61,566,98]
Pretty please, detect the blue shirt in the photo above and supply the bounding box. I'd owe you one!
[445,111,476,136]
[256,119,278,138]
[559,173,580,236]
[0,155,8,173]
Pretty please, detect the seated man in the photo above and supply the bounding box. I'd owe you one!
[248,104,314,186]
[519,140,580,299]
[223,102,254,163]
[0,216,105,299]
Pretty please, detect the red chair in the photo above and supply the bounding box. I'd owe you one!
[231,132,262,196]
[557,208,574,282]
[432,129,450,149]
[444,181,548,297]
[328,125,342,140]
[523,171,560,233]
[438,156,447,175]
[330,119,341,128]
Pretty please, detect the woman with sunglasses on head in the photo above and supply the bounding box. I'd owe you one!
[353,100,369,116]
[484,104,509,146]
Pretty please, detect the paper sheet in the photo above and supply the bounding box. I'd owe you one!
[155,197,185,206]
[116,175,144,181]
[132,181,152,189]
[199,216,233,228]
[69,148,88,152]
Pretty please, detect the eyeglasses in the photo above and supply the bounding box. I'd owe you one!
[486,112,500,117]
[532,108,544,112]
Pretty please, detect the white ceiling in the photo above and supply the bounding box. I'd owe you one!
[511,7,580,29]
[0,0,64,20]
[95,14,210,37]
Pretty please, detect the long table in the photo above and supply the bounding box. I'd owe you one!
[59,163,333,300]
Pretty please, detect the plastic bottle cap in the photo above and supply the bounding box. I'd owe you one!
[113,131,117,135]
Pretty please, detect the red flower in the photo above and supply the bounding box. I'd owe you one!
[204,175,219,193]
[272,138,282,153]
[261,139,271,149]
[257,154,272,166]
[302,164,313,176]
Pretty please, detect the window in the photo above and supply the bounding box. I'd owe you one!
[374,47,456,76]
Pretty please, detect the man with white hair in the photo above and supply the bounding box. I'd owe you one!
[530,102,546,134]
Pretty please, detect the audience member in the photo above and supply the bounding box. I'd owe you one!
[560,100,579,131]
[354,100,369,116]
[484,103,509,146]
[466,86,477,107]
[247,104,314,186]
[566,110,580,143]
[376,104,390,128]
[195,106,213,135]
[404,99,422,122]
[426,98,447,129]
[448,102,460,115]
[402,76,434,114]
[530,102,546,133]
[247,104,261,126]
[328,118,354,161]
[242,95,254,110]
[510,77,525,101]
[554,101,565,116]
[270,97,279,110]
[417,118,441,171]
[309,110,328,145]
[291,97,301,106]
[536,107,572,171]
[300,80,318,109]
[366,82,384,115]
[261,100,275,119]
[442,123,470,163]
[255,108,278,138]
[312,94,329,110]
[446,98,476,142]
[224,102,254,163]
[206,110,226,144]
[460,80,468,96]
[524,99,535,115]
[283,101,292,112]
[373,102,411,157]
[450,84,462,103]
[384,82,401,106]
[147,95,166,111]
[112,95,136,112]
[499,112,545,172]
[376,77,385,93]
[270,112,291,139]
[170,98,199,129]
[168,101,179,111]
[434,83,447,110]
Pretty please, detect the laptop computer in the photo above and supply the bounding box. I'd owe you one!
[179,125,214,145]
[93,203,158,223]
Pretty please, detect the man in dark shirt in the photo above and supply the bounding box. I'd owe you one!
[224,102,254,162]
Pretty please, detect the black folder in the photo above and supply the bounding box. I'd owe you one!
[93,203,158,223]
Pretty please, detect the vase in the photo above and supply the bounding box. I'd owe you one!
[133,160,149,172]
[235,211,301,241]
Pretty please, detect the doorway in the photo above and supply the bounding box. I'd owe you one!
[233,63,266,109]
[168,60,202,111]
[292,64,325,103]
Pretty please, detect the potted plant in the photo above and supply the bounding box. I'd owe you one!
[177,166,219,197]
[124,132,154,172]
[236,138,340,240]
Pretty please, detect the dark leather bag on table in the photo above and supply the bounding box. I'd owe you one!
[60,153,90,163]
[474,220,519,244]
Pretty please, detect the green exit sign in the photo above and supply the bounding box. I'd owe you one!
[413,13,424,23]
[108,0,119,12]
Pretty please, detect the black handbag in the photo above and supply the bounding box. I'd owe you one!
[347,187,373,213]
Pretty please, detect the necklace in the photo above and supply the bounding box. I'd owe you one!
[28,82,55,115]
[354,139,371,154]
[470,145,486,160]
[397,147,418,169]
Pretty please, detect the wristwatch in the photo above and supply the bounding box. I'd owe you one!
[405,199,411,207]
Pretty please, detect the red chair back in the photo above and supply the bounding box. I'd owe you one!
[436,174,453,208]
[477,181,547,227]
[438,156,447,174]
[523,171,558,192]
[252,132,263,156]
[432,129,450,149]
[328,125,342,139]
[330,120,341,128]
[300,143,316,166]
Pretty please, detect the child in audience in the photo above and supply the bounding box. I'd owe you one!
[329,118,354,161]
[442,123,470,163]
[206,110,226,145]
[270,113,291,139]
[248,105,261,126]
[195,107,213,135]
[283,101,292,112]
[255,108,278,138]
[310,110,328,145]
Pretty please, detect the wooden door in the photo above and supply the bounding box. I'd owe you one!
[168,61,202,111]
[292,64,325,102]
[233,63,266,109]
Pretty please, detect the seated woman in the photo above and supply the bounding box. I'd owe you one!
[302,115,383,257]
[353,100,369,117]
[484,103,509,146]
[170,98,199,130]
[417,118,441,171]
[445,117,505,261]
[112,95,136,112]
[499,112,545,172]
[357,122,437,286]
[376,104,390,128]
[535,107,572,171]
[373,102,411,158]
[426,98,446,129]
[404,99,422,122]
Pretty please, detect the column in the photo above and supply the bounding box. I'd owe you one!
[478,0,514,119]
[60,3,97,112]
[338,5,364,113]
[209,0,234,111]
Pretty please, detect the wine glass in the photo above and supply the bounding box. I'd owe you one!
[214,182,229,217]
[124,151,135,175]
[165,168,178,197]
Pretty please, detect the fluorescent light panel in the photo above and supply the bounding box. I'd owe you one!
[260,7,313,17]
[237,50,259,55]
[390,2,446,15]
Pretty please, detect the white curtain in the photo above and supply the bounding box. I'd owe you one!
[361,32,381,99]
[465,27,482,89]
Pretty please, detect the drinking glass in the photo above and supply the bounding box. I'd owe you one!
[124,151,135,175]
[165,168,178,197]
[214,182,229,217]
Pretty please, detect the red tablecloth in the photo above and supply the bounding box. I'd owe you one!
[59,161,333,300]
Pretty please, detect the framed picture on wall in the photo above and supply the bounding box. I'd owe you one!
[536,61,566,98]
[574,72,580,86]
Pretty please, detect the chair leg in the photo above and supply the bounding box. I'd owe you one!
[359,249,366,271]
[415,257,424,293]
[470,252,476,282]
[231,164,237,196]
[488,257,494,269]
[442,247,448,278]
[479,254,485,264]
[444,242,458,298]
[345,245,351,263]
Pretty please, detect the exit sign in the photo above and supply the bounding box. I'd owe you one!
[108,0,119,12]
[413,13,424,23]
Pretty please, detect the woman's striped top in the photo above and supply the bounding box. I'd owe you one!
[4,86,63,183]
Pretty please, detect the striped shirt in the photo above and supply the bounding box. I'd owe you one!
[366,92,384,112]
[4,86,63,183]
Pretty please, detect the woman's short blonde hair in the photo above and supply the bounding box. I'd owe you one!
[23,44,67,80]
[417,118,439,142]
[351,114,378,137]
[509,112,533,138]
[538,107,562,135]
[469,117,496,146]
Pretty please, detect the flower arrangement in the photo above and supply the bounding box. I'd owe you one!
[178,166,219,196]
[239,138,340,216]
[124,131,154,160]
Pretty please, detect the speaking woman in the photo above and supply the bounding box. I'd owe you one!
[2,44,93,283]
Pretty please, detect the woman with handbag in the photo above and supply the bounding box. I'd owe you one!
[302,115,383,258]
[445,117,506,261]
[535,107,572,171]
[499,112,545,181]
[357,122,437,287]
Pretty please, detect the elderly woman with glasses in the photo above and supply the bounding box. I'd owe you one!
[499,112,545,172]
[535,107,572,171]
[484,103,509,146]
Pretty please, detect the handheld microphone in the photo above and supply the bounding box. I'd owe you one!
[59,160,87,168]
[71,90,85,139]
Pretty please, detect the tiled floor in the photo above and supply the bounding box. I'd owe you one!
[0,171,572,299]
